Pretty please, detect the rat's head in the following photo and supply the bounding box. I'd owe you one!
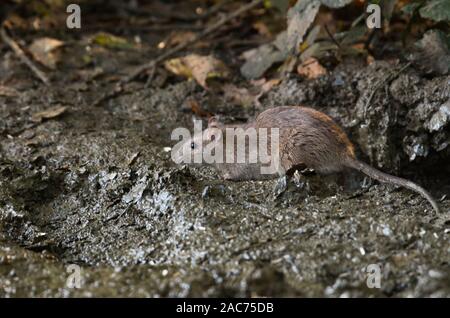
[172,117,223,165]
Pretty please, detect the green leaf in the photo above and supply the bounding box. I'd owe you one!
[240,32,288,79]
[92,33,135,50]
[401,2,423,15]
[419,0,450,22]
[381,0,397,21]
[335,25,367,45]
[287,0,321,53]
[264,0,290,14]
[401,1,424,15]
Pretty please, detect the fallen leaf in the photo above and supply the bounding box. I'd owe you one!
[286,0,320,54]
[183,98,212,117]
[0,85,19,97]
[76,67,105,81]
[252,21,272,37]
[300,25,321,53]
[419,0,450,23]
[264,0,290,14]
[250,78,267,86]
[223,78,282,108]
[28,37,64,69]
[279,55,298,74]
[286,0,353,54]
[164,58,191,80]
[297,57,327,79]
[164,54,229,89]
[92,32,135,50]
[258,78,282,94]
[251,78,282,105]
[401,2,422,15]
[299,41,337,61]
[240,31,288,80]
[381,0,396,23]
[32,105,67,123]
[336,25,367,46]
[167,31,196,47]
[223,84,255,107]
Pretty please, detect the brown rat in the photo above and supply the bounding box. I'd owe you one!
[174,106,440,213]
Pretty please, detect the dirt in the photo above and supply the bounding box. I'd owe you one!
[0,8,449,297]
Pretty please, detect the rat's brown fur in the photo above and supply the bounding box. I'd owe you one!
[177,106,440,213]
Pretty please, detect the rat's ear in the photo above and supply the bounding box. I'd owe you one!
[208,116,220,128]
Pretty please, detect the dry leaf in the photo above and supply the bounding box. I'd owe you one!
[164,58,191,80]
[252,21,272,37]
[297,57,327,79]
[92,33,134,50]
[223,78,282,108]
[167,31,196,47]
[32,105,67,123]
[0,85,19,97]
[250,78,282,94]
[183,98,212,117]
[250,78,282,106]
[259,78,282,94]
[164,54,229,89]
[223,84,255,107]
[28,37,64,69]
[240,31,287,80]
[287,0,320,53]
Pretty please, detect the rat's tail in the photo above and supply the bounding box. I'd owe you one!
[344,158,440,213]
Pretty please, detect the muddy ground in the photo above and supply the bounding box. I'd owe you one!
[1,7,450,297]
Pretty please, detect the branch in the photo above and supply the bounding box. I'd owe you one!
[123,0,264,83]
[0,26,50,86]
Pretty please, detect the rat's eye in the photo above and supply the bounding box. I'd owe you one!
[190,142,196,149]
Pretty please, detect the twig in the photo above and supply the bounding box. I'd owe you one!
[144,66,156,89]
[68,24,204,32]
[160,0,232,21]
[364,28,378,54]
[123,0,232,22]
[194,0,233,20]
[363,62,412,118]
[93,83,124,107]
[324,24,341,50]
[0,26,50,86]
[123,0,264,83]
